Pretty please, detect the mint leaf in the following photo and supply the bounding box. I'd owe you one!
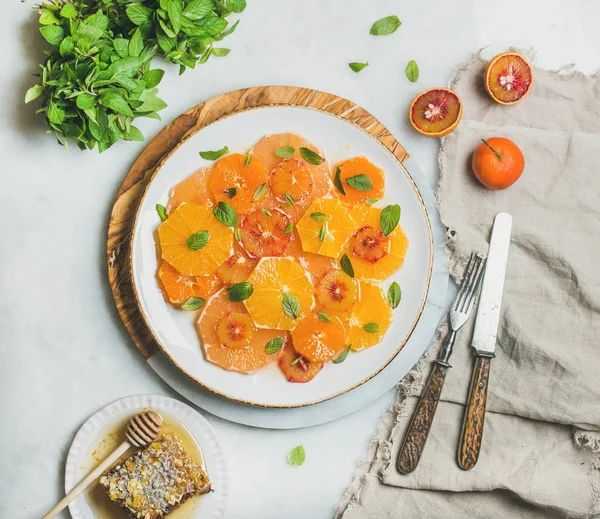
[299,147,324,165]
[113,38,130,58]
[334,166,346,196]
[126,5,152,26]
[99,91,134,118]
[310,212,327,222]
[212,47,231,57]
[227,0,247,13]
[200,146,229,160]
[284,224,293,234]
[370,15,401,36]
[181,296,206,311]
[186,230,210,250]
[274,145,295,158]
[25,85,44,104]
[318,224,326,241]
[405,60,419,83]
[380,204,401,236]
[40,25,64,46]
[363,322,380,333]
[340,254,355,278]
[213,201,238,227]
[167,0,184,34]
[365,197,378,206]
[346,174,373,192]
[253,183,267,202]
[317,311,333,323]
[40,9,60,25]
[227,281,253,302]
[184,0,215,20]
[234,228,243,242]
[60,4,77,18]
[387,282,402,309]
[287,445,306,467]
[285,193,296,207]
[156,204,168,221]
[333,345,351,364]
[262,208,272,216]
[128,28,144,57]
[223,187,237,199]
[244,153,252,166]
[349,62,368,73]
[142,69,165,88]
[282,293,301,319]
[265,337,284,354]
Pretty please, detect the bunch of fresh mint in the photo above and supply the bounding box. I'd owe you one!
[25,0,245,152]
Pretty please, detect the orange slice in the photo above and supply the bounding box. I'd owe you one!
[315,268,358,314]
[346,281,392,351]
[158,203,233,276]
[291,312,347,363]
[287,230,337,285]
[296,198,356,259]
[209,154,269,215]
[270,158,314,204]
[197,289,286,373]
[485,52,533,105]
[251,133,332,198]
[168,167,214,213]
[244,257,314,331]
[332,157,384,204]
[409,88,462,137]
[279,340,323,383]
[345,205,408,281]
[239,207,292,257]
[157,261,221,305]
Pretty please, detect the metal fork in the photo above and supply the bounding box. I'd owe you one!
[397,252,485,474]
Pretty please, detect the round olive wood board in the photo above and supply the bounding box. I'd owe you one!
[107,85,410,362]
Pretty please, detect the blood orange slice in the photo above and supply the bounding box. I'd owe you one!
[157,261,221,305]
[278,340,323,383]
[197,289,286,373]
[485,52,534,105]
[291,312,347,363]
[209,154,269,215]
[409,88,462,137]
[315,269,358,314]
[216,241,258,286]
[168,167,214,213]
[239,207,292,257]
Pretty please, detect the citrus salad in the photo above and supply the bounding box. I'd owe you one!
[154,134,408,383]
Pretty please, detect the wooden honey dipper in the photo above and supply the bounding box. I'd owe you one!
[42,410,163,519]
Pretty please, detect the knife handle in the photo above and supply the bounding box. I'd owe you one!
[458,356,492,470]
[397,362,448,474]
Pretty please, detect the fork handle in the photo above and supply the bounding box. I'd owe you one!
[458,356,492,470]
[397,362,449,474]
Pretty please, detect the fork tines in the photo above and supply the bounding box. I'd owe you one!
[454,252,485,314]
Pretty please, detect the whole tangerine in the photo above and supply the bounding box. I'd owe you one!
[472,138,524,190]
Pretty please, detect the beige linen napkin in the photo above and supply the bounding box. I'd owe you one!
[336,53,600,519]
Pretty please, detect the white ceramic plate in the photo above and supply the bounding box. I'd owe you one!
[131,106,433,408]
[65,395,228,519]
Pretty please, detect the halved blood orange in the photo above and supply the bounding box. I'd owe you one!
[332,157,384,204]
[409,88,462,137]
[291,312,347,363]
[158,203,233,276]
[239,207,292,257]
[278,340,323,383]
[485,52,533,105]
[168,167,214,213]
[157,261,221,305]
[346,281,393,351]
[345,205,409,281]
[209,154,269,215]
[216,240,258,286]
[197,289,286,373]
[315,269,358,314]
[251,133,332,197]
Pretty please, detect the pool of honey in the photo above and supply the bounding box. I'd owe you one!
[83,410,205,519]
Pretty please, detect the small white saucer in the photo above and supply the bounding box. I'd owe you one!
[65,394,228,519]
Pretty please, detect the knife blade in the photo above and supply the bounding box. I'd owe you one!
[471,212,513,356]
[458,212,512,470]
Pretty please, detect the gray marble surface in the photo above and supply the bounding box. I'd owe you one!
[2,1,599,518]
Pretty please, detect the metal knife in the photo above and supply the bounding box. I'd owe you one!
[458,212,512,470]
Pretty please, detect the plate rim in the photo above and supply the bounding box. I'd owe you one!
[128,86,434,408]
